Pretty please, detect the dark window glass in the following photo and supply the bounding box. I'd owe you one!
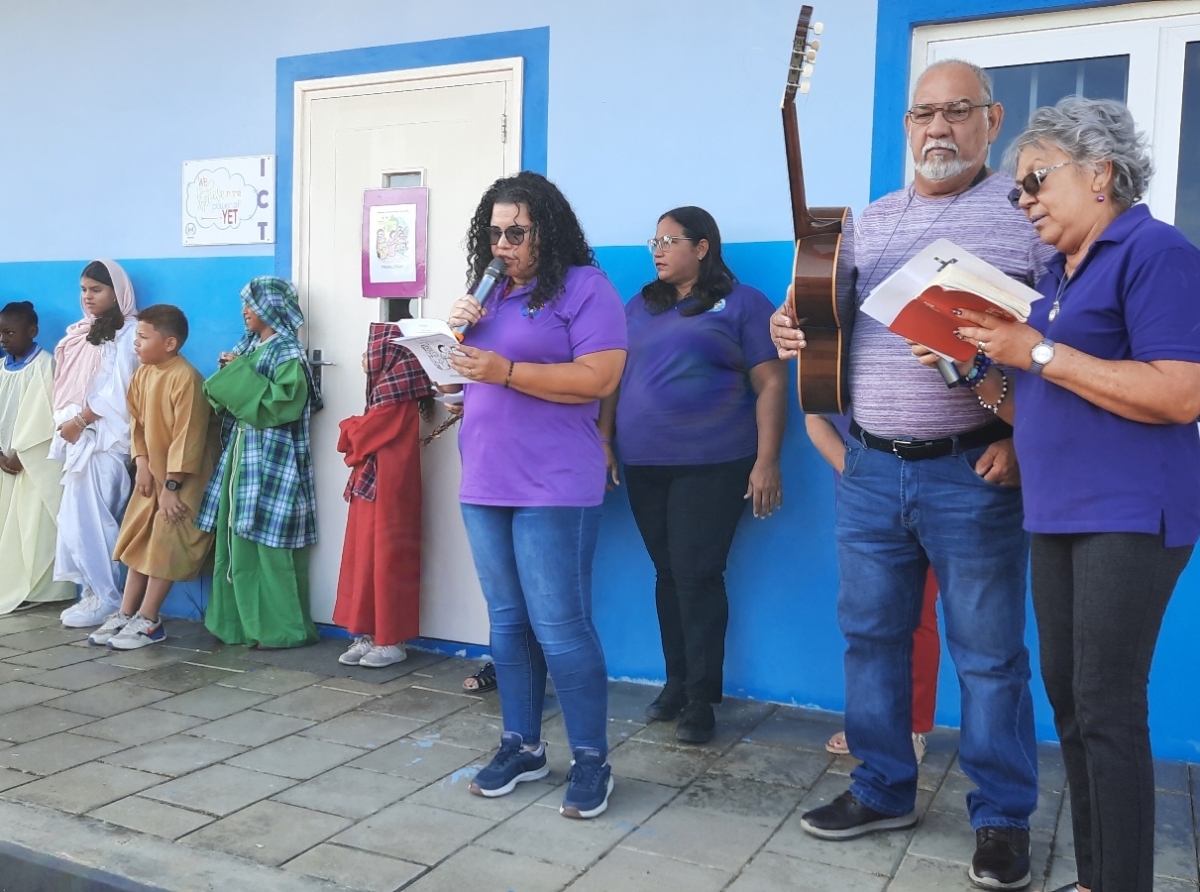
[985,56,1129,167]
[1175,42,1200,247]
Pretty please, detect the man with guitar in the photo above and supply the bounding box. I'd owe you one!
[772,59,1053,891]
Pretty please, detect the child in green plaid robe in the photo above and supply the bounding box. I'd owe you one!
[197,277,320,648]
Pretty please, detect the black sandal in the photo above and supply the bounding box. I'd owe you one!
[462,662,497,694]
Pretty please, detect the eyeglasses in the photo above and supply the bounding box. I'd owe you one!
[484,225,532,246]
[647,235,695,253]
[907,101,992,125]
[1007,161,1072,208]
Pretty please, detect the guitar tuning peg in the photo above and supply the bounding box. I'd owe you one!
[806,48,817,62]
[799,81,811,94]
[810,38,821,51]
[803,63,815,78]
[812,22,824,35]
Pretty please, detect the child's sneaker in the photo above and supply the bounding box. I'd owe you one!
[469,732,549,798]
[560,747,613,819]
[338,635,374,665]
[61,590,111,628]
[360,644,406,668]
[88,612,132,646]
[107,614,166,650]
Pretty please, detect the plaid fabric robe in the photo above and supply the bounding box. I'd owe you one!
[197,278,320,550]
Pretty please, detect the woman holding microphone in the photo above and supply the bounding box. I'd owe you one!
[446,171,627,819]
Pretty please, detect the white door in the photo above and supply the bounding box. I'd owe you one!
[911,1,1200,244]
[293,60,523,643]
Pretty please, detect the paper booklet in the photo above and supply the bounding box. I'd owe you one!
[392,318,470,386]
[859,238,1043,362]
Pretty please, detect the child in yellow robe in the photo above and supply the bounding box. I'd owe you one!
[90,305,219,649]
[0,301,76,613]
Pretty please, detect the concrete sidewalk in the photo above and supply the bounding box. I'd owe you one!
[0,603,1196,892]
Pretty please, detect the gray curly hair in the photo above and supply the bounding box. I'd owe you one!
[1003,96,1153,209]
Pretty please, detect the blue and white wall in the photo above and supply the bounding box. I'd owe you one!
[4,0,1196,761]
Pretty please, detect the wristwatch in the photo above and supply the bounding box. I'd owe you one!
[164,479,182,492]
[1029,339,1056,375]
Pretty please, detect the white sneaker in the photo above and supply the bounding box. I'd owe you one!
[338,635,375,665]
[88,612,132,646]
[61,591,114,628]
[359,643,407,668]
[913,732,927,764]
[107,614,166,650]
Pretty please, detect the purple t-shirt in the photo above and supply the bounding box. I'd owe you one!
[1015,204,1200,547]
[458,265,627,507]
[616,283,778,465]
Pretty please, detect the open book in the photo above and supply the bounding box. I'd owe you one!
[860,239,1043,362]
[392,318,470,387]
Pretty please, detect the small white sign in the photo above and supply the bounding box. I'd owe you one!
[182,155,275,246]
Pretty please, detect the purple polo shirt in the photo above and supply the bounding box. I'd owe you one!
[1015,204,1200,547]
[616,283,778,465]
[458,265,627,507]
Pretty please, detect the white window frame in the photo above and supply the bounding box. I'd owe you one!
[909,1,1200,223]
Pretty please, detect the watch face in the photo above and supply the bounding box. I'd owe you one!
[1032,343,1054,364]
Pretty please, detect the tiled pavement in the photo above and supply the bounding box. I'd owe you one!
[0,604,1197,892]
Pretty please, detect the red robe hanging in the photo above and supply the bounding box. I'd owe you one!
[334,399,423,645]
[333,324,434,646]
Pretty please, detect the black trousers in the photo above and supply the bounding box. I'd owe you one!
[624,455,755,704]
[1031,531,1193,892]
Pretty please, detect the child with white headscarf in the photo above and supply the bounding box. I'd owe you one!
[52,259,140,627]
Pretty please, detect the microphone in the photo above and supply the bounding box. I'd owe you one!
[454,258,508,339]
[935,357,964,388]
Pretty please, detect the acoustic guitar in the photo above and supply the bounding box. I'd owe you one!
[781,6,855,414]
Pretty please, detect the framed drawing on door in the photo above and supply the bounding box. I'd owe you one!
[362,186,429,298]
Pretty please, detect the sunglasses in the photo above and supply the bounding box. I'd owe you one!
[484,225,532,246]
[1007,161,1072,208]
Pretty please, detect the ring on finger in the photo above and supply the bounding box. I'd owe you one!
[978,340,988,351]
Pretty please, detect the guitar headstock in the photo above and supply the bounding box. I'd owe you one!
[783,5,823,106]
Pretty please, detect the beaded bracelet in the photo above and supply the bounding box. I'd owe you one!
[504,361,515,389]
[963,354,993,390]
[73,415,88,430]
[977,374,1009,414]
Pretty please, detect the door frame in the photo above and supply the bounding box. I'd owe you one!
[274,27,550,280]
[290,57,525,299]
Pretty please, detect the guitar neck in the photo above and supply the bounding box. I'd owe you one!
[782,100,815,241]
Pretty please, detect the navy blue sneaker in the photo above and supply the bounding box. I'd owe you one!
[559,747,613,819]
[469,732,549,798]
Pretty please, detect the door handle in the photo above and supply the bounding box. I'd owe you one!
[310,349,336,390]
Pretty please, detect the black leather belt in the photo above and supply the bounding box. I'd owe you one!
[850,419,1012,461]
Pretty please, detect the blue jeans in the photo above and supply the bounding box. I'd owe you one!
[836,436,1038,828]
[460,503,609,758]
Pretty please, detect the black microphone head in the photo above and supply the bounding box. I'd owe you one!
[485,257,507,277]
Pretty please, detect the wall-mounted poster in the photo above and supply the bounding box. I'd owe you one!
[362,187,429,298]
[182,156,275,246]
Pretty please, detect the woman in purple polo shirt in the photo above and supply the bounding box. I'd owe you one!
[445,172,627,820]
[599,206,786,744]
[917,98,1200,892]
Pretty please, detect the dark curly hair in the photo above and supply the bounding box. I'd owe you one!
[464,171,595,313]
[81,260,125,346]
[641,206,736,317]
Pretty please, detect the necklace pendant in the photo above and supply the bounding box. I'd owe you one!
[1049,302,1060,322]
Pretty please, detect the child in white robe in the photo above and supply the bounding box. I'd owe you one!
[0,301,75,613]
[51,260,140,628]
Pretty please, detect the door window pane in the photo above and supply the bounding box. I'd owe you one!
[1175,42,1200,247]
[985,56,1129,166]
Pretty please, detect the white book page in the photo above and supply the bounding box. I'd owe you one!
[393,318,470,386]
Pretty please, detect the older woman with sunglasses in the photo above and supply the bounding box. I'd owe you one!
[445,171,627,820]
[913,97,1200,892]
[598,206,786,743]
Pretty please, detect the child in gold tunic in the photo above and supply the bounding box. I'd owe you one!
[90,305,219,649]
